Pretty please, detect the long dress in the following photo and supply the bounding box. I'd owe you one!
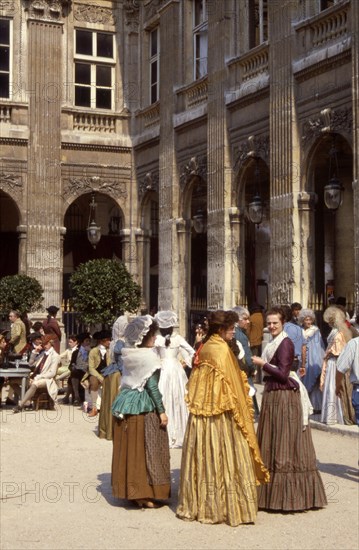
[155,333,195,448]
[176,334,269,526]
[320,329,355,425]
[98,340,124,440]
[302,326,325,413]
[111,347,170,502]
[257,332,327,511]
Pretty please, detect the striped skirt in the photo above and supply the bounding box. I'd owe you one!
[176,412,258,526]
[112,412,171,501]
[257,389,327,511]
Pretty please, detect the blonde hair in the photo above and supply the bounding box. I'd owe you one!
[323,306,352,343]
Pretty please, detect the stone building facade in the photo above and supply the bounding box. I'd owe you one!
[0,0,358,336]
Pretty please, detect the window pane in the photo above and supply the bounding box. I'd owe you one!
[75,63,91,84]
[76,30,92,55]
[0,73,9,98]
[0,19,10,44]
[75,85,91,107]
[96,65,111,87]
[0,45,9,71]
[151,83,157,105]
[150,28,158,57]
[194,0,204,27]
[150,60,157,85]
[96,88,111,109]
[97,33,113,58]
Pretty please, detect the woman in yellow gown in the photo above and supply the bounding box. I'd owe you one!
[176,310,269,526]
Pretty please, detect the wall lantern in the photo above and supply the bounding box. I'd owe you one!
[247,160,263,225]
[86,192,101,248]
[192,208,207,234]
[324,137,344,211]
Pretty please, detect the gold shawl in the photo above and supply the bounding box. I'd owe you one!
[186,334,270,485]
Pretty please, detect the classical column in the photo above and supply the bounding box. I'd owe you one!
[157,0,180,311]
[25,0,70,307]
[135,229,151,310]
[297,192,317,307]
[268,1,300,305]
[352,0,359,314]
[228,207,243,307]
[207,0,233,309]
[176,217,191,334]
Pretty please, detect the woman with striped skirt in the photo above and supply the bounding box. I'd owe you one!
[176,310,270,526]
[252,306,327,512]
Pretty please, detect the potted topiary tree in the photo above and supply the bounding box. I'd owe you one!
[69,259,142,328]
[0,274,44,316]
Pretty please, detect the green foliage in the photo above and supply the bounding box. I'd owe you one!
[0,275,44,314]
[70,259,142,327]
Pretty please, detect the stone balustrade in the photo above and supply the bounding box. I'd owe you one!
[294,1,350,52]
[72,112,116,133]
[238,45,269,82]
[176,77,208,112]
[0,103,12,123]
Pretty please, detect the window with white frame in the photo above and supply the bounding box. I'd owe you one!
[193,0,207,80]
[249,0,268,50]
[320,0,337,10]
[0,18,11,98]
[150,27,160,104]
[74,29,114,110]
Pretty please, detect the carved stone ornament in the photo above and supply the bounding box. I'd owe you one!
[74,3,116,25]
[0,173,23,197]
[63,176,127,201]
[144,0,166,20]
[179,155,207,192]
[139,171,159,200]
[301,106,353,148]
[27,0,71,21]
[233,135,269,172]
[0,1,16,15]
[123,0,140,33]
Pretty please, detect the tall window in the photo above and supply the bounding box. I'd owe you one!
[150,27,160,104]
[74,29,114,110]
[249,0,268,50]
[193,0,207,80]
[0,18,10,98]
[320,0,336,10]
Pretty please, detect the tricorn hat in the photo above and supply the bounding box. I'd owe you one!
[92,330,112,341]
[46,305,59,315]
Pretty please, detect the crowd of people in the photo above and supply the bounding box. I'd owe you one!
[1,298,358,527]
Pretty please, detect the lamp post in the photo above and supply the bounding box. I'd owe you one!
[192,208,207,234]
[87,192,101,248]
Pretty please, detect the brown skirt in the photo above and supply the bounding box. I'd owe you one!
[98,372,120,440]
[112,412,171,501]
[341,371,356,425]
[257,389,327,511]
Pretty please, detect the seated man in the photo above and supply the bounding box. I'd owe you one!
[13,334,60,413]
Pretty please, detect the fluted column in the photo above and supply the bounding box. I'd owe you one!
[157,1,180,312]
[176,218,191,333]
[352,0,359,314]
[25,0,69,306]
[135,229,151,311]
[268,1,300,305]
[298,192,317,307]
[207,0,232,309]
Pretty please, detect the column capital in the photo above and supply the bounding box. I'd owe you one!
[297,191,317,211]
[175,217,191,234]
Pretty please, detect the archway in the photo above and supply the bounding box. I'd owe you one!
[63,192,124,299]
[239,158,270,308]
[0,190,20,276]
[308,133,354,311]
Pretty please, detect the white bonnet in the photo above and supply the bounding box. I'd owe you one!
[154,310,178,329]
[112,314,129,341]
[124,315,154,347]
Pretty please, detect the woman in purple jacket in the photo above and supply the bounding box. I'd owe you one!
[252,306,327,512]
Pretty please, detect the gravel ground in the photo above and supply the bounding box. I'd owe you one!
[0,404,358,550]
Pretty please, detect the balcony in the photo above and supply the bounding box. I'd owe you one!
[72,112,116,133]
[176,77,208,113]
[226,43,269,107]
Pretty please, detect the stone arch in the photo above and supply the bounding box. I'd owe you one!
[304,131,354,310]
[62,191,125,299]
[0,190,21,276]
[235,156,270,308]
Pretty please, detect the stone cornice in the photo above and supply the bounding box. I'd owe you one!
[293,48,351,82]
[61,142,131,153]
